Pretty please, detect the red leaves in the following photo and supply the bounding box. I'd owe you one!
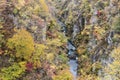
[97,10,102,17]
[26,62,33,72]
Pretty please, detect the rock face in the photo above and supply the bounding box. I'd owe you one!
[68,50,76,60]
[0,0,120,80]
[53,0,120,79]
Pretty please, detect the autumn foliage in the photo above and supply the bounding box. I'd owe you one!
[7,29,34,60]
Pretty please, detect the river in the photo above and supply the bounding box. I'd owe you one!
[58,20,78,80]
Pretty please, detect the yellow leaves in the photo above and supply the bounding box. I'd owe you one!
[110,46,120,71]
[18,61,26,70]
[93,26,106,40]
[111,46,120,60]
[46,53,55,62]
[94,26,105,35]
[0,63,26,80]
[78,74,100,80]
[12,0,49,15]
[77,44,87,54]
[32,43,47,68]
[33,4,41,14]
[12,0,25,10]
[113,47,120,54]
[39,0,49,12]
[33,60,41,69]
[92,62,102,70]
[47,39,62,46]
[68,10,73,21]
[105,46,120,79]
[77,48,86,54]
[81,25,91,35]
[65,10,74,24]
[30,26,38,32]
[0,23,3,29]
[34,44,47,57]
[58,33,68,43]
[53,69,73,80]
[114,34,120,39]
[110,61,120,70]
[7,29,34,60]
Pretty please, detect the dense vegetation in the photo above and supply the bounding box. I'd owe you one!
[0,0,120,80]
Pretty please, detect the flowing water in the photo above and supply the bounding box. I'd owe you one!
[67,23,79,80]
[58,20,78,80]
[67,40,78,80]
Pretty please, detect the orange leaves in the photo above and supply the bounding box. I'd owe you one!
[46,31,57,38]
[93,30,101,40]
[77,46,86,55]
[0,49,4,55]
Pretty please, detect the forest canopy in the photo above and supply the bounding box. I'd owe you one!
[0,0,120,80]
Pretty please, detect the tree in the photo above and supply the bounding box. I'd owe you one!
[53,70,73,80]
[104,46,120,80]
[7,29,34,60]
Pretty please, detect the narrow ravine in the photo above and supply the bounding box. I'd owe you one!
[67,40,78,80]
[0,0,119,80]
[58,20,78,80]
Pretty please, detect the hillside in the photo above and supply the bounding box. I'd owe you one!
[0,0,120,80]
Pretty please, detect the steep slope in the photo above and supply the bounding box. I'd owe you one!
[0,0,72,80]
[0,0,120,80]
